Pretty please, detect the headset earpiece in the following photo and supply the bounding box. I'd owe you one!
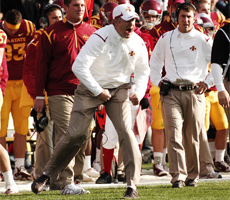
[39,3,63,28]
[31,108,48,133]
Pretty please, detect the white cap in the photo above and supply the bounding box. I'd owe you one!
[112,4,139,21]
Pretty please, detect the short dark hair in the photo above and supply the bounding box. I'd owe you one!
[4,9,22,25]
[44,4,62,17]
[176,3,196,18]
[64,0,72,6]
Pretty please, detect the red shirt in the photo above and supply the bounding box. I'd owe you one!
[35,18,96,97]
[0,19,35,80]
[134,27,153,99]
[0,29,8,95]
[211,11,226,28]
[23,29,44,99]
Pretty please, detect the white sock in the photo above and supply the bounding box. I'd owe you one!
[154,152,163,164]
[162,148,167,165]
[215,149,225,162]
[14,158,25,169]
[2,170,16,189]
[127,185,136,190]
[83,155,91,172]
[208,142,216,159]
[95,148,101,162]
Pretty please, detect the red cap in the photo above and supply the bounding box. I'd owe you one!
[168,0,185,6]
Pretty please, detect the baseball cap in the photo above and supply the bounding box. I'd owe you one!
[112,4,139,21]
[168,0,185,6]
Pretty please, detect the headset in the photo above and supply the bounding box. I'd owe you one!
[39,3,63,28]
[31,108,49,133]
[175,3,196,22]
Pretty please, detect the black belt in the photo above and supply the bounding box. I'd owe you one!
[171,84,199,91]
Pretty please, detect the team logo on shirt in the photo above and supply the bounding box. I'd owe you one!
[129,51,135,56]
[189,46,196,51]
[83,34,89,40]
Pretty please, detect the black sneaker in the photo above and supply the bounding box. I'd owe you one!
[214,161,230,172]
[31,174,50,194]
[185,179,197,187]
[123,187,139,199]
[95,172,112,184]
[172,180,184,188]
[118,173,126,182]
[224,154,230,166]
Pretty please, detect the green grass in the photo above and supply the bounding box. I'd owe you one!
[1,181,230,200]
[142,162,153,170]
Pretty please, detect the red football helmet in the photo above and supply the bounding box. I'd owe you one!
[105,0,130,4]
[139,0,162,30]
[199,13,216,37]
[99,2,118,25]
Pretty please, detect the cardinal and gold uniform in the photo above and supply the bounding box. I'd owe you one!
[0,19,35,137]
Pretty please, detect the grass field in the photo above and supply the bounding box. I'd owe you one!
[1,180,230,200]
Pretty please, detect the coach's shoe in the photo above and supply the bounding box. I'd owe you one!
[185,179,197,187]
[224,155,230,166]
[31,174,50,194]
[61,183,90,195]
[96,172,112,184]
[75,182,90,194]
[172,180,184,188]
[214,161,230,172]
[14,166,32,180]
[123,187,139,199]
[206,171,222,179]
[153,164,168,176]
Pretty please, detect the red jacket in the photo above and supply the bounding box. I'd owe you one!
[35,18,96,97]
[23,29,44,99]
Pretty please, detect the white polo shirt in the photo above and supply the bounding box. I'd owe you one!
[150,26,213,87]
[72,24,150,100]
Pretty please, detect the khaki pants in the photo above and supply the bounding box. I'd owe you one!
[44,83,141,186]
[161,89,206,184]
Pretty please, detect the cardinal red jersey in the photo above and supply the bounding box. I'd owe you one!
[211,11,226,28]
[0,19,35,80]
[35,18,96,97]
[221,19,230,27]
[0,29,8,95]
[90,14,103,30]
